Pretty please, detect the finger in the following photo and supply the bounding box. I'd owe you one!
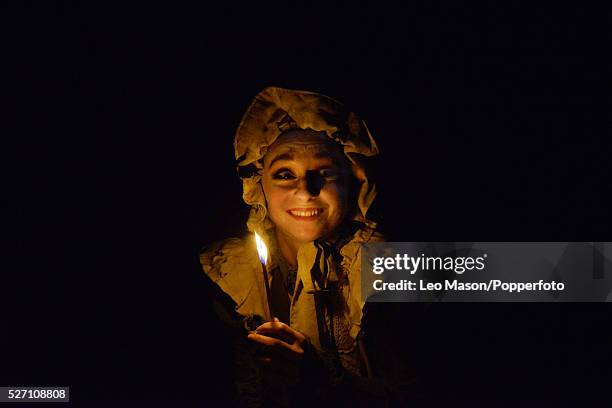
[247,332,304,359]
[254,327,294,344]
[254,329,294,345]
[255,321,306,343]
[247,332,287,348]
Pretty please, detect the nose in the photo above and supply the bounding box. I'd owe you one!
[295,171,324,198]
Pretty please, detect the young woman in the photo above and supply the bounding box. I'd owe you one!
[200,87,417,407]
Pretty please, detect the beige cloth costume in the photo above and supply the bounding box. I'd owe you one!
[200,87,385,372]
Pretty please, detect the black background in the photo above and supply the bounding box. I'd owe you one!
[4,1,610,406]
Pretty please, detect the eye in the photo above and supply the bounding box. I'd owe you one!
[319,168,339,180]
[272,169,296,180]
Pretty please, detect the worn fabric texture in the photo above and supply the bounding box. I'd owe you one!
[234,86,379,234]
[200,87,417,406]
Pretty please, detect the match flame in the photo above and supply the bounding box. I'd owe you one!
[254,232,268,265]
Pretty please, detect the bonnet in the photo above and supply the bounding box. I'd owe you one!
[234,86,380,236]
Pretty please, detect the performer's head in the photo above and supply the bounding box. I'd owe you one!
[233,87,380,248]
[261,128,356,245]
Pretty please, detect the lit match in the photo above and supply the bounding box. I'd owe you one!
[254,232,274,322]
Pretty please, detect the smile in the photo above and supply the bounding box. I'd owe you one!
[287,208,324,220]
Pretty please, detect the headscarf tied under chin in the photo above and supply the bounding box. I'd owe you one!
[234,87,380,240]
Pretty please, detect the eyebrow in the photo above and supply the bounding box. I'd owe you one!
[267,151,334,169]
[267,152,295,169]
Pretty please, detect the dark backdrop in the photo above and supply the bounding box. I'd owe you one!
[5,1,609,406]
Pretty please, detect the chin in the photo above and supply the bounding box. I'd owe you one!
[285,221,339,244]
[291,230,323,244]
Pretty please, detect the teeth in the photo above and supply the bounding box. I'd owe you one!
[290,209,320,217]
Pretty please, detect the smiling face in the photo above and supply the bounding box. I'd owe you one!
[261,129,354,247]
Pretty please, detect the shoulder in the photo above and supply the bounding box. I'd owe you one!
[368,230,386,243]
[199,233,262,309]
[356,219,387,244]
[199,234,256,283]
[339,222,386,271]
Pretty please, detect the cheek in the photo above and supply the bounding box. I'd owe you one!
[321,183,349,218]
[262,182,287,216]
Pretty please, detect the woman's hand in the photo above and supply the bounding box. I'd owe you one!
[247,317,306,375]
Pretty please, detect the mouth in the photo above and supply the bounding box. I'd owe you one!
[287,208,324,221]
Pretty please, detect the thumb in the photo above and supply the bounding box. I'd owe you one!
[273,317,280,322]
